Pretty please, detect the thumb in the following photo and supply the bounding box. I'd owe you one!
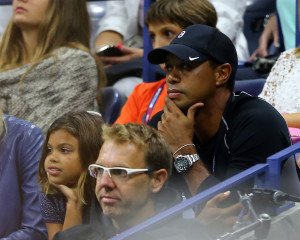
[207,191,231,207]
[273,32,280,48]
[187,102,204,120]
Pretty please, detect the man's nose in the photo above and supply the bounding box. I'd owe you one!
[96,171,115,189]
[167,69,181,84]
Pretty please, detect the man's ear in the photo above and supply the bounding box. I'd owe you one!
[215,63,232,87]
[150,169,168,193]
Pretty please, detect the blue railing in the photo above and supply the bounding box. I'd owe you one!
[0,0,11,5]
[111,142,300,240]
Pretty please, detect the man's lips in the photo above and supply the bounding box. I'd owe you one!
[100,195,119,205]
[167,89,182,98]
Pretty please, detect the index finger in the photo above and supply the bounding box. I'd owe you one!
[164,97,182,115]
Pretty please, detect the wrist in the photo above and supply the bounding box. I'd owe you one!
[173,143,196,157]
[66,198,83,209]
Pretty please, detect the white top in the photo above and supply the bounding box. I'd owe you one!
[211,0,249,61]
[259,48,300,113]
[0,6,12,36]
[96,0,143,48]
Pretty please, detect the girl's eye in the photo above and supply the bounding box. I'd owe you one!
[46,147,52,155]
[61,147,71,154]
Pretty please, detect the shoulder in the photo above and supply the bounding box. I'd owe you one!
[40,193,66,224]
[53,224,105,240]
[54,47,96,63]
[4,115,43,139]
[229,93,286,127]
[133,79,166,96]
[278,48,297,60]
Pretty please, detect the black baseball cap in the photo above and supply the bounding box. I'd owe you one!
[148,24,238,76]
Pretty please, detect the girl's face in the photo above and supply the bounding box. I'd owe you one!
[44,129,83,187]
[12,0,50,29]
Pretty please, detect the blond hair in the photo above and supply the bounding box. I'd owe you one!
[102,124,173,177]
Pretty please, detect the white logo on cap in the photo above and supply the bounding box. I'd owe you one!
[189,56,200,61]
[177,31,185,38]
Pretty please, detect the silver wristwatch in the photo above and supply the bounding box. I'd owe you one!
[174,154,200,173]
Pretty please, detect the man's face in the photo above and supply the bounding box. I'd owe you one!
[165,54,218,112]
[94,140,155,225]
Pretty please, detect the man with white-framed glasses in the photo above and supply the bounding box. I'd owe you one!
[53,123,212,240]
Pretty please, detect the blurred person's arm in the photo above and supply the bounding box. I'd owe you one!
[94,0,135,49]
[95,30,123,49]
[198,191,242,237]
[282,113,300,128]
[98,45,143,66]
[249,14,279,61]
[5,126,47,240]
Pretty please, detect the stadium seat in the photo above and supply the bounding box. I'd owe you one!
[100,87,126,124]
[234,78,266,96]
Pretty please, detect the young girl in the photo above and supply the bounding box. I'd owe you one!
[39,111,104,240]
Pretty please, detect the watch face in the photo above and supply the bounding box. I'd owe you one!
[174,156,191,172]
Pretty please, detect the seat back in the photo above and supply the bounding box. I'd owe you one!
[100,87,125,124]
[234,78,266,96]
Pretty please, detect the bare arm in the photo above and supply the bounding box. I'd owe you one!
[158,98,209,195]
[198,191,242,237]
[282,113,300,128]
[249,14,279,61]
[46,223,62,240]
[45,185,83,240]
[94,30,123,49]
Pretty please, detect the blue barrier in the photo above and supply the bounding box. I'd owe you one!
[0,0,11,5]
[266,141,300,190]
[111,164,269,240]
[110,142,300,240]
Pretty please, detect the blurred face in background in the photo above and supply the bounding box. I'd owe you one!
[148,21,183,71]
[12,0,50,30]
[148,21,182,49]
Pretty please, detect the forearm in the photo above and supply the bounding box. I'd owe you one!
[62,202,83,231]
[282,113,300,128]
[173,144,210,195]
[185,161,210,195]
[1,229,47,240]
[94,31,123,49]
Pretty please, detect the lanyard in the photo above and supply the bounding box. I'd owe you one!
[143,81,165,123]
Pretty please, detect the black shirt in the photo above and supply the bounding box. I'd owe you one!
[148,92,291,195]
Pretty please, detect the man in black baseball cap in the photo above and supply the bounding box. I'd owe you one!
[147,24,290,204]
[148,24,238,91]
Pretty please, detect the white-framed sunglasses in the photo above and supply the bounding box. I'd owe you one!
[88,164,153,181]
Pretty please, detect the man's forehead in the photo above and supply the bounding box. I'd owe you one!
[98,140,146,167]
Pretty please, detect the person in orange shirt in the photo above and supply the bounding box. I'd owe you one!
[115,0,217,124]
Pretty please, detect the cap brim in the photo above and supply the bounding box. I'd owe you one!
[148,44,208,64]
